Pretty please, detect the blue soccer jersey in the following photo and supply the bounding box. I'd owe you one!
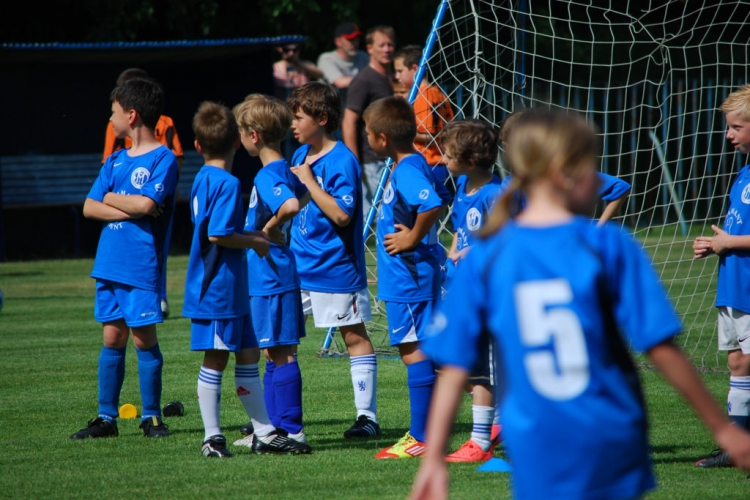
[423,217,681,500]
[598,172,631,202]
[716,164,750,313]
[245,159,308,295]
[183,166,249,319]
[377,153,448,302]
[290,142,367,293]
[451,174,505,253]
[87,146,179,291]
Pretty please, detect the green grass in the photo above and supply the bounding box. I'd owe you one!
[1,257,749,499]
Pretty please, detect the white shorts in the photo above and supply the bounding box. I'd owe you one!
[301,289,372,328]
[718,306,750,354]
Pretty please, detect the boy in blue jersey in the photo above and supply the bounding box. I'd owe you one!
[72,77,178,439]
[362,96,450,459]
[184,101,310,457]
[287,82,381,438]
[440,119,505,462]
[234,94,312,451]
[693,84,750,467]
[411,109,750,500]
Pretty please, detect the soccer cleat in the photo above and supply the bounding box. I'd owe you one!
[251,429,312,455]
[70,417,118,439]
[202,435,232,458]
[233,435,255,448]
[161,299,170,318]
[445,439,494,463]
[139,416,170,438]
[695,449,734,468]
[344,415,382,438]
[374,432,426,459]
[239,422,254,436]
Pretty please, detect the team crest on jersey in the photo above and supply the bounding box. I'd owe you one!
[273,187,282,196]
[383,183,394,204]
[466,207,482,231]
[342,194,354,206]
[316,176,324,190]
[131,167,150,189]
[419,189,429,200]
[249,187,258,208]
[742,183,750,204]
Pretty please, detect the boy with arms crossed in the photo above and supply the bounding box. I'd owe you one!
[693,84,750,467]
[184,101,306,457]
[287,82,381,438]
[235,94,312,452]
[72,77,178,439]
[363,96,449,459]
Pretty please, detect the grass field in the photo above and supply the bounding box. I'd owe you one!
[2,256,750,499]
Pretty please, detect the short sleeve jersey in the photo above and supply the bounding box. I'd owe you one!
[290,142,367,293]
[716,164,750,313]
[598,172,631,202]
[183,166,249,319]
[244,159,308,295]
[413,83,455,166]
[377,153,447,302]
[88,146,179,291]
[346,65,393,164]
[423,217,681,500]
[102,115,183,164]
[451,174,505,253]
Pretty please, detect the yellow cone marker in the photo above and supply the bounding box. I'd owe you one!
[119,403,138,419]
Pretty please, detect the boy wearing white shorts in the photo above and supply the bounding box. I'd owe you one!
[288,82,380,438]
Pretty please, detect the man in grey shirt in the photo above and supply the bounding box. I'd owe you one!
[317,22,369,91]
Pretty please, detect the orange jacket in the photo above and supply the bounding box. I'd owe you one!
[102,115,184,164]
[413,83,454,166]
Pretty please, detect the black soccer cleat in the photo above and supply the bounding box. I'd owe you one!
[202,435,232,458]
[695,449,734,468]
[251,429,312,455]
[239,421,254,436]
[139,416,170,438]
[344,415,382,438]
[70,417,119,439]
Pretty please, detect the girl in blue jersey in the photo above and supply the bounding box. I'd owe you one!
[411,109,750,500]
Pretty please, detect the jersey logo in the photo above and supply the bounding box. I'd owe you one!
[155,183,164,193]
[273,187,282,196]
[113,162,123,167]
[342,194,354,206]
[192,196,199,216]
[249,187,258,208]
[466,207,482,231]
[316,176,324,190]
[419,189,430,200]
[131,167,150,189]
[383,183,394,204]
[742,183,750,204]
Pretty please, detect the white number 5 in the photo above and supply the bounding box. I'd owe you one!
[515,279,590,400]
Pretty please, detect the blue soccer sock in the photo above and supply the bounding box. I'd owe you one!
[273,360,304,435]
[98,346,126,421]
[136,343,163,420]
[728,376,750,430]
[406,359,436,443]
[264,360,279,428]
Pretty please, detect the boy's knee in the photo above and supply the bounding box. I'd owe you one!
[203,350,231,372]
[727,350,750,376]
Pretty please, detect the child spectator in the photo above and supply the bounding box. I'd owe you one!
[692,84,750,467]
[410,109,750,500]
[101,68,184,318]
[287,82,381,438]
[363,96,450,459]
[440,119,505,462]
[184,101,308,457]
[72,77,178,440]
[234,94,312,452]
[393,45,455,188]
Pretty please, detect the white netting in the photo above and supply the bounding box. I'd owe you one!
[325,0,750,371]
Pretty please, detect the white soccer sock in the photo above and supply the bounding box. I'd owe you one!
[471,405,495,451]
[728,376,750,429]
[350,354,377,421]
[197,366,223,440]
[235,364,275,437]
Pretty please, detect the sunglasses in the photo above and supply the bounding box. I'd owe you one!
[282,46,299,53]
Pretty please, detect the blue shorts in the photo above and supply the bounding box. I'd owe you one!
[385,300,434,346]
[190,314,256,352]
[468,328,497,384]
[94,279,162,327]
[249,290,306,349]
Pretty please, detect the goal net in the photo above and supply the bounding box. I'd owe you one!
[326,0,750,371]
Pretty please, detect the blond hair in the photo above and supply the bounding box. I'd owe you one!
[480,109,599,236]
[233,93,292,145]
[720,84,750,122]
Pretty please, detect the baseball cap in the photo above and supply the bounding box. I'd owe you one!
[335,22,362,40]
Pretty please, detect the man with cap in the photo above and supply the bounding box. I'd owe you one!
[317,22,370,91]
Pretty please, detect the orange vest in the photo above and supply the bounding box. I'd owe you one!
[102,115,184,163]
[413,83,455,166]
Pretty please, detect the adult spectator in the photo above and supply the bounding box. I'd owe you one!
[341,25,395,214]
[317,22,369,91]
[273,42,323,100]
